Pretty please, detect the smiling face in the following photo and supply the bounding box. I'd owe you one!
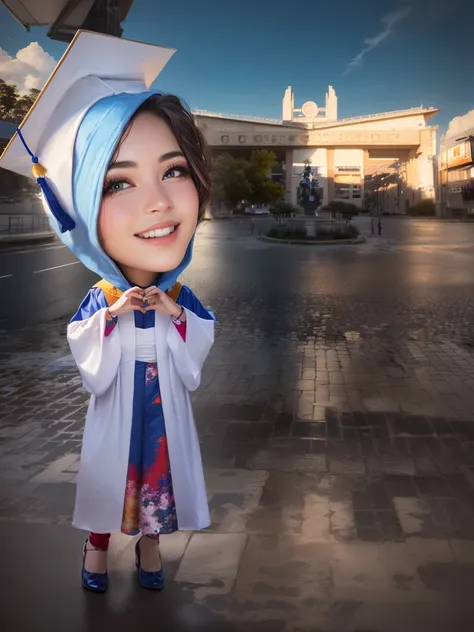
[98,111,200,288]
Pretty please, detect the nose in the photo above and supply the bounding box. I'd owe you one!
[143,180,173,214]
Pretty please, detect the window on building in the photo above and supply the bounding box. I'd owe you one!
[335,183,351,199]
[447,169,470,183]
[334,184,351,200]
[335,173,362,200]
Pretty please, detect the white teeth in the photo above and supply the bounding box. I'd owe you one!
[139,226,176,239]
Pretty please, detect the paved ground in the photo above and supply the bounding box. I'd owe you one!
[1,217,474,631]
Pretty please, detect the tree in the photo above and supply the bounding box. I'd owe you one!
[0,78,39,123]
[247,149,285,204]
[0,79,41,201]
[13,89,40,122]
[259,180,286,205]
[245,149,284,204]
[211,149,285,209]
[211,153,253,207]
[0,79,19,120]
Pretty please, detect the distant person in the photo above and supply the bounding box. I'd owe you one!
[378,217,382,236]
[250,214,255,234]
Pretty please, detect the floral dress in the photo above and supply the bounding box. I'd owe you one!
[120,308,179,537]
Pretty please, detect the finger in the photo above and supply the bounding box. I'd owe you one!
[128,286,145,296]
[144,287,158,297]
[144,305,158,312]
[129,294,144,304]
[128,288,144,297]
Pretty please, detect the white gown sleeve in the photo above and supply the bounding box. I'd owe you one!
[67,308,121,397]
[167,308,214,391]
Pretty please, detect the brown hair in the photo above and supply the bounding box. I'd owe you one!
[112,93,211,221]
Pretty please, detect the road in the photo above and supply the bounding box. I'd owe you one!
[3,215,474,342]
[0,241,98,329]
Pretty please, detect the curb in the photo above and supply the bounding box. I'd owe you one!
[377,216,474,223]
[0,232,57,250]
[258,235,366,246]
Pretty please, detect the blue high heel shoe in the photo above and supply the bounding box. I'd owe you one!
[135,537,165,590]
[81,541,108,593]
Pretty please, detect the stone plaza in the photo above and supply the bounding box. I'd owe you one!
[1,216,474,631]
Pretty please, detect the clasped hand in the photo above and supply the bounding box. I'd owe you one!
[108,286,183,320]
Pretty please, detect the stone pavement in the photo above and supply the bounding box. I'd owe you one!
[2,219,474,631]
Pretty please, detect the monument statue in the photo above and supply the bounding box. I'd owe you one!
[297,162,321,214]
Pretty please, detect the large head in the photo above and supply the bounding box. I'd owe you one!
[75,92,210,289]
[0,31,210,291]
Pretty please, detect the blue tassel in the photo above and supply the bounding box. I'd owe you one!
[16,128,75,234]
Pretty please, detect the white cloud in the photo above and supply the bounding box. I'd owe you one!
[0,42,56,93]
[344,5,412,74]
[444,110,474,142]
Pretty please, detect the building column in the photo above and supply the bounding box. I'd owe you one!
[362,149,371,207]
[406,148,417,208]
[326,148,335,203]
[285,149,295,205]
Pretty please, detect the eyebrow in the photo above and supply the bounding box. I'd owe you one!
[108,151,185,171]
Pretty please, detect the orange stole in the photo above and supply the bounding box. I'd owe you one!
[94,279,182,307]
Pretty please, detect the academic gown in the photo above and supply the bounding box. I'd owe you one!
[67,283,214,535]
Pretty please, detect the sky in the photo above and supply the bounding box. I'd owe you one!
[0,0,473,139]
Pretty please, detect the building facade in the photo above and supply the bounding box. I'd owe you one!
[439,132,474,218]
[195,86,439,214]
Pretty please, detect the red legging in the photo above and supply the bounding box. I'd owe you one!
[89,532,160,550]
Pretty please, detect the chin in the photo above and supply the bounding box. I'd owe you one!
[137,252,186,274]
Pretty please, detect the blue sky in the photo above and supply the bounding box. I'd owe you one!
[1,0,473,136]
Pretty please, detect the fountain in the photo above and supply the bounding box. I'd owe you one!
[286,161,345,238]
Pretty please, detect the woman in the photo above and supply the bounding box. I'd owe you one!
[0,31,215,593]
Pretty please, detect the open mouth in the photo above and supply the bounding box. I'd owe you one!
[136,225,178,239]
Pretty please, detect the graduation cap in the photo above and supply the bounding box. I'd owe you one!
[0,30,176,233]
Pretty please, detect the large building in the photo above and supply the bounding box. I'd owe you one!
[0,86,439,215]
[195,86,439,214]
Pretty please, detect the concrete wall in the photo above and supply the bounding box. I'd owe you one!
[331,114,427,132]
[198,117,291,134]
[334,149,364,169]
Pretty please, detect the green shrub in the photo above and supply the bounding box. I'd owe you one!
[408,200,436,216]
[323,201,359,216]
[266,222,359,241]
[315,224,360,240]
[270,201,302,218]
[273,201,293,214]
[267,224,307,239]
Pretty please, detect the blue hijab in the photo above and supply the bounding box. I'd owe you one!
[58,90,194,291]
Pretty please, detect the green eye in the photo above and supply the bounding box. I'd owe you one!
[104,180,131,195]
[163,165,191,180]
